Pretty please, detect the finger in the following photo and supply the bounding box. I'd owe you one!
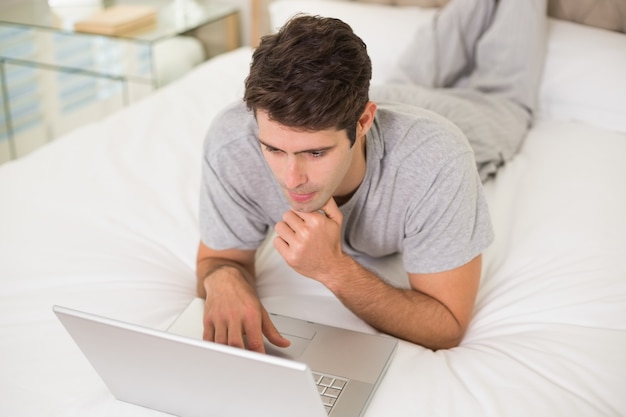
[242,318,266,353]
[261,309,291,348]
[244,331,266,353]
[319,197,342,223]
[213,322,228,346]
[273,234,288,252]
[227,325,246,350]
[202,321,215,342]
[274,221,294,240]
[282,210,305,230]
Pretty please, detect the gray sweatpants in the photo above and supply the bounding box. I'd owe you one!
[371,0,548,181]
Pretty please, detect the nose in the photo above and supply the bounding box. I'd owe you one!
[283,157,307,189]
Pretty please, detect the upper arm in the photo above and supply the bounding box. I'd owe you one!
[408,254,482,333]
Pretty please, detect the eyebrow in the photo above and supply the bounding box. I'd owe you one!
[257,139,335,155]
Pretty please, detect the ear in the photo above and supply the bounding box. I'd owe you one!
[356,101,377,138]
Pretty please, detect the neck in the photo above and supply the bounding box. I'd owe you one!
[334,135,367,205]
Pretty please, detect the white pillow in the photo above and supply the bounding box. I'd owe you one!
[538,19,626,133]
[268,0,436,85]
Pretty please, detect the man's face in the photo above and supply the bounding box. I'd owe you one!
[256,110,362,213]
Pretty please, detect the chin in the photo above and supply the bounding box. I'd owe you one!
[289,200,324,213]
[291,204,318,213]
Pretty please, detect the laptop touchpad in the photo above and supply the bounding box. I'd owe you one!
[264,333,311,359]
[265,313,317,359]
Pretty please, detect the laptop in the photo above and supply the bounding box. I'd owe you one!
[53,298,397,417]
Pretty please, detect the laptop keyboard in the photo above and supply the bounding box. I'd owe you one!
[312,372,348,414]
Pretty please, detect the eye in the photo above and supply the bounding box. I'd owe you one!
[263,145,281,154]
[308,150,325,158]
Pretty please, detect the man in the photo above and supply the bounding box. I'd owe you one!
[197,0,546,351]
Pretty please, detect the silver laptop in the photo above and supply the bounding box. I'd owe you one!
[53,298,397,417]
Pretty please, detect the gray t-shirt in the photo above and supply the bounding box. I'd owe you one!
[199,101,494,274]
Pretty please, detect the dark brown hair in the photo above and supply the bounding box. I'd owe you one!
[244,15,372,146]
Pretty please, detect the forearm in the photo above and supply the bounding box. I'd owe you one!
[322,257,465,350]
[271,204,475,349]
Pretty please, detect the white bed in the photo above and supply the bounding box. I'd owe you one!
[1,0,625,416]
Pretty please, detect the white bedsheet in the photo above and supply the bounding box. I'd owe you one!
[1,12,626,417]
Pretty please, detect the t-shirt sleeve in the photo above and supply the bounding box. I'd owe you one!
[198,127,270,251]
[402,152,494,273]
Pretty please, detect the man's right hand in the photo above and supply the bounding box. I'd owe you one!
[201,264,291,353]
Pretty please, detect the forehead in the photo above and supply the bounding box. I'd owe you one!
[256,110,349,149]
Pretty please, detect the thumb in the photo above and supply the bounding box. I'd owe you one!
[319,197,343,224]
[261,309,291,348]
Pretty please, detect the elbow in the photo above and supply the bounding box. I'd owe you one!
[424,321,467,351]
[427,303,471,350]
[430,333,464,351]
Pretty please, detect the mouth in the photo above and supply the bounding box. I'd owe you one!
[288,191,316,203]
